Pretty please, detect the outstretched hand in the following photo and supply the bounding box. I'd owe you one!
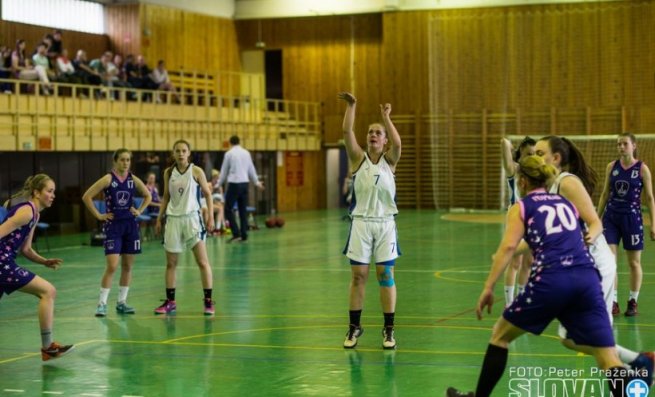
[44,258,63,270]
[380,103,391,117]
[476,287,495,320]
[338,92,357,105]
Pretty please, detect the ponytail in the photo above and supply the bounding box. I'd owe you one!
[540,136,598,196]
[9,174,53,203]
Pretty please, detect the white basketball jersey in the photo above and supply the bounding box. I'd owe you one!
[548,171,573,195]
[166,164,201,216]
[350,153,398,218]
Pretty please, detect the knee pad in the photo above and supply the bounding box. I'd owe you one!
[378,265,395,287]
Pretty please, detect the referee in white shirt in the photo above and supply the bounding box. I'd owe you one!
[218,136,264,242]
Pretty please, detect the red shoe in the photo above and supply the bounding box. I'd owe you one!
[625,299,638,317]
[41,342,75,361]
[612,301,620,316]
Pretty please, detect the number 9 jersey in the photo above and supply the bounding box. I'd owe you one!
[519,188,595,271]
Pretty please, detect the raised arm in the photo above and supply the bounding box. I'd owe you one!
[501,138,517,176]
[641,163,655,241]
[596,161,614,219]
[381,103,401,167]
[338,92,364,168]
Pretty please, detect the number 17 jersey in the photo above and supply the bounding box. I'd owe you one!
[349,153,398,219]
[520,189,594,271]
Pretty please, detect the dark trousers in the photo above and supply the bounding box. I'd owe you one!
[224,182,250,240]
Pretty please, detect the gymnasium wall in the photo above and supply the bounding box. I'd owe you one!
[0,20,108,60]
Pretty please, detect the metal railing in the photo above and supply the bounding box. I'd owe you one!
[0,78,322,152]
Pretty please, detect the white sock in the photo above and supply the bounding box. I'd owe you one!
[613,289,618,302]
[616,344,639,364]
[118,286,129,304]
[630,291,639,302]
[504,286,515,306]
[517,284,526,295]
[99,288,110,305]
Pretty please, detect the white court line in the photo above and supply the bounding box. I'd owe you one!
[80,394,103,396]
[42,392,64,395]
[3,390,24,393]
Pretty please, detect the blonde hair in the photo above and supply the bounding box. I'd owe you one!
[518,155,558,189]
[211,169,219,178]
[9,174,53,203]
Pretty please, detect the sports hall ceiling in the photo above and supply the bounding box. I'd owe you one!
[89,0,618,19]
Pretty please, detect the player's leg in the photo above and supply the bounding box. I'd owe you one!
[192,239,215,315]
[96,253,120,316]
[19,275,75,360]
[447,317,526,397]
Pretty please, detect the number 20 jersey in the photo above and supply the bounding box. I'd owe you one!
[519,189,595,271]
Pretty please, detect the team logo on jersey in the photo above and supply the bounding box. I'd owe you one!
[116,191,130,206]
[612,169,619,176]
[632,169,640,179]
[615,180,630,197]
[111,181,118,188]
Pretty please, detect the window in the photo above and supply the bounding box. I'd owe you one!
[2,0,105,34]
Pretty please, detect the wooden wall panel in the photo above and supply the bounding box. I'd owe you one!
[276,150,325,212]
[140,4,241,73]
[105,4,141,57]
[236,15,383,145]
[428,1,655,113]
[0,21,108,60]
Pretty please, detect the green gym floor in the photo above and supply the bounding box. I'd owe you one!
[1,209,654,396]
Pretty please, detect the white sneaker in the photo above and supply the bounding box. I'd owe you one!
[343,325,363,349]
[382,327,396,350]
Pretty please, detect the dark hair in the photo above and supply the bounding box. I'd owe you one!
[15,39,25,55]
[540,135,598,195]
[173,139,191,151]
[113,148,131,161]
[619,132,637,158]
[513,136,537,162]
[229,136,240,145]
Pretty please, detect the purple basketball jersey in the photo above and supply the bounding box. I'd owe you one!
[104,171,136,221]
[519,189,594,271]
[606,160,643,214]
[0,202,37,263]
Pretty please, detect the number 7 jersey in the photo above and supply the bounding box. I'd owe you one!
[519,189,594,271]
[349,153,398,219]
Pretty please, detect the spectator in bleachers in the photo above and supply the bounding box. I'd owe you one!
[55,49,81,84]
[150,60,180,103]
[49,31,63,58]
[32,43,55,94]
[0,46,12,93]
[12,40,50,94]
[89,51,111,85]
[72,49,101,98]
[126,55,156,100]
[105,53,131,99]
